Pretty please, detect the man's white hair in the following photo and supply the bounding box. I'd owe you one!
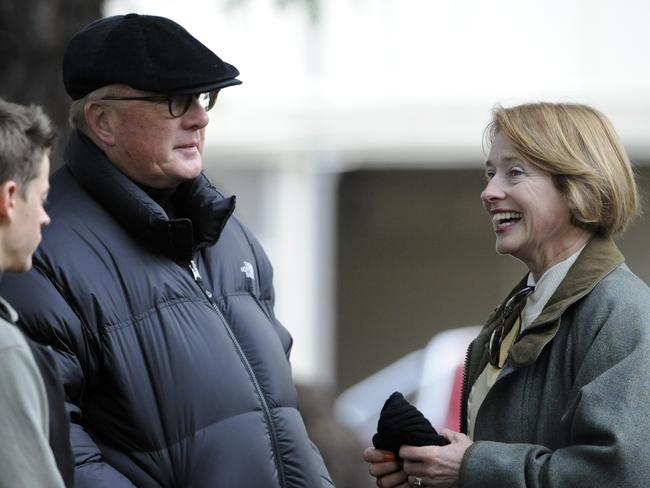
[68,85,114,133]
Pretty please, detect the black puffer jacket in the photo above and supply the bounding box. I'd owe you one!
[0,131,333,488]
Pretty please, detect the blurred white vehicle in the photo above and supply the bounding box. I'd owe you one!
[334,326,481,445]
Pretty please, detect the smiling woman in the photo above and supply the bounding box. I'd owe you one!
[486,103,637,237]
[363,102,650,488]
[481,131,591,279]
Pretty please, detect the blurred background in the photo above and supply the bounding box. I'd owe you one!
[2,0,650,485]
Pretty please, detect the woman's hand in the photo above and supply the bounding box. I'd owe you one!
[399,429,473,487]
[362,447,409,488]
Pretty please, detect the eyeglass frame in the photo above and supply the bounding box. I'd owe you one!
[488,285,535,368]
[100,90,220,118]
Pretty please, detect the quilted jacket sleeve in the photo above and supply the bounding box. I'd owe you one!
[244,227,335,487]
[239,221,295,358]
[0,268,136,487]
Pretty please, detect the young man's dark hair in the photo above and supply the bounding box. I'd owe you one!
[0,99,55,192]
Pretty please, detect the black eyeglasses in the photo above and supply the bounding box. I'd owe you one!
[101,90,219,118]
[488,285,535,367]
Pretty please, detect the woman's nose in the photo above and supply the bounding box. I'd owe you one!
[480,177,506,204]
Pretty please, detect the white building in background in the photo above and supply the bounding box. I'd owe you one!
[106,0,650,386]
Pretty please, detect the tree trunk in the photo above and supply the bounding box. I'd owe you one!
[0,0,103,171]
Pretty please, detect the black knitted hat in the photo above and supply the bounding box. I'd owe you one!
[372,392,449,456]
[63,13,241,100]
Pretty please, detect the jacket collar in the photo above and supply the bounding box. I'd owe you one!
[0,296,18,324]
[530,236,624,325]
[471,236,624,371]
[64,130,236,261]
[507,236,624,366]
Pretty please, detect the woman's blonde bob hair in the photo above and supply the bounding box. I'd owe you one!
[485,102,638,237]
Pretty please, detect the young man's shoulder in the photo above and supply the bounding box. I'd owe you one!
[0,297,25,351]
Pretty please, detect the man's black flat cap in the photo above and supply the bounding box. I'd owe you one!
[63,13,241,100]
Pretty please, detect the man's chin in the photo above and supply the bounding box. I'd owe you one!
[175,158,203,178]
[157,161,202,187]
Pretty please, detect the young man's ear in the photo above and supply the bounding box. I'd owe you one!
[0,180,18,223]
[84,101,116,147]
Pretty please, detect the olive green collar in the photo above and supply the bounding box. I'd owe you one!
[529,236,623,326]
[509,236,623,366]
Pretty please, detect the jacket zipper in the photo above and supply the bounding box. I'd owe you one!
[188,259,287,487]
[457,311,559,436]
[459,340,474,434]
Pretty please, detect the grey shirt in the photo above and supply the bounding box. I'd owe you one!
[0,297,64,488]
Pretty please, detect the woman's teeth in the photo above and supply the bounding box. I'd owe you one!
[493,211,522,226]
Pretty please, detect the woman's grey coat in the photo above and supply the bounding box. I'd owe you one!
[460,237,650,487]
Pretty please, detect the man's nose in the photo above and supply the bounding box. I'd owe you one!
[182,97,210,129]
[41,209,51,227]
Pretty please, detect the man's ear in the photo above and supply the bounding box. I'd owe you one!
[85,101,116,146]
[0,180,18,223]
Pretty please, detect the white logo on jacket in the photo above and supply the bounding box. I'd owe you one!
[240,261,255,281]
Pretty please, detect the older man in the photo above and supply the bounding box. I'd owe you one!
[0,14,333,488]
[0,98,73,487]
